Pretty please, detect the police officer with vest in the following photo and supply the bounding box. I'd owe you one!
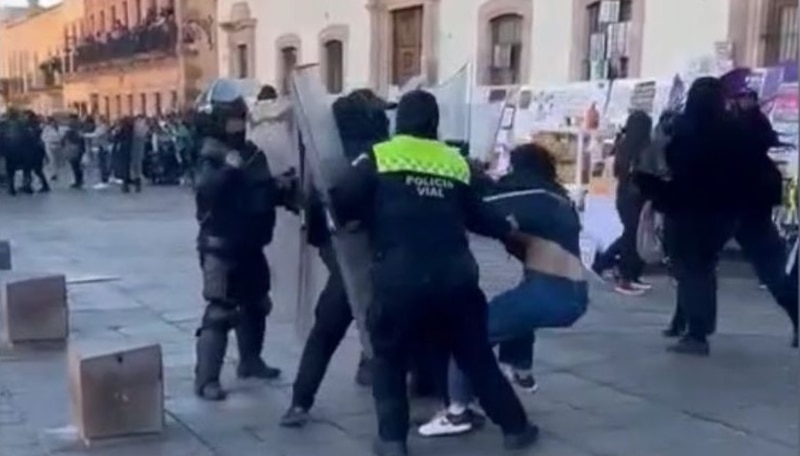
[192,79,297,401]
[330,90,538,456]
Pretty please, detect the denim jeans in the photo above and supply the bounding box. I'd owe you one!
[449,270,588,405]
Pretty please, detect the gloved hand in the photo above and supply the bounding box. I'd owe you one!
[225,150,243,168]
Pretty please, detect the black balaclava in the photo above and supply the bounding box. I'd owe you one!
[395,90,439,140]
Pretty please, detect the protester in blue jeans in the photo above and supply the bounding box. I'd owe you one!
[419,143,589,437]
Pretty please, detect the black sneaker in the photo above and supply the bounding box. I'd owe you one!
[512,372,538,394]
[667,336,710,356]
[237,359,282,380]
[503,424,540,450]
[280,406,310,428]
[662,327,684,338]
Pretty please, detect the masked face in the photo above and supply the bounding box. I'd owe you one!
[225,117,246,134]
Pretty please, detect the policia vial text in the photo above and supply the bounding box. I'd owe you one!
[405,175,454,198]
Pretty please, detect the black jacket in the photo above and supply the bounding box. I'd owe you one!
[331,135,511,288]
[194,138,281,256]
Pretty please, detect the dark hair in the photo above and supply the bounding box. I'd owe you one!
[510,143,558,182]
[257,85,278,101]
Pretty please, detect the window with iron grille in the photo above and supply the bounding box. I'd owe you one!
[489,14,523,85]
[764,0,798,66]
[237,44,249,78]
[583,0,632,80]
[280,47,298,94]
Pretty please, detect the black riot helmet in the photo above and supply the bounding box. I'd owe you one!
[193,78,259,147]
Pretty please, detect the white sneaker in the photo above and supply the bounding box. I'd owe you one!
[92,183,110,190]
[418,409,476,437]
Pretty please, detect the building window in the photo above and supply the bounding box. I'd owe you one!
[111,6,117,24]
[237,43,249,78]
[103,96,110,120]
[391,6,423,86]
[489,14,523,85]
[171,90,178,112]
[127,94,134,115]
[583,0,632,80]
[115,95,122,118]
[155,92,162,116]
[140,93,147,115]
[90,94,99,115]
[122,1,129,26]
[323,40,344,94]
[89,15,95,34]
[135,0,142,24]
[280,46,298,94]
[99,11,106,33]
[764,0,798,66]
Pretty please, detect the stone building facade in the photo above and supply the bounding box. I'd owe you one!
[217,0,797,96]
[0,0,219,118]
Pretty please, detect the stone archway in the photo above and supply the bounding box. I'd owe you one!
[219,2,257,78]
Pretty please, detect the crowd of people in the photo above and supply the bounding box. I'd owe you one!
[0,110,196,195]
[73,6,178,68]
[1,72,796,456]
[186,73,798,456]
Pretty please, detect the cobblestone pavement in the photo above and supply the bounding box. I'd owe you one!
[0,187,797,456]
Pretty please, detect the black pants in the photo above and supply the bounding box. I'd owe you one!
[69,153,84,187]
[5,157,21,193]
[291,245,355,410]
[97,147,111,183]
[735,208,798,332]
[370,277,528,442]
[595,184,645,281]
[669,215,734,340]
[667,209,798,336]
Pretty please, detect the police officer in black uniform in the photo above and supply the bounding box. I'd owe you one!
[330,90,538,456]
[192,79,297,401]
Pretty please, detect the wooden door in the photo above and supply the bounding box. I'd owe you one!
[391,6,423,86]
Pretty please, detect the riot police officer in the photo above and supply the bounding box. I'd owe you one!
[192,79,297,401]
[330,90,538,456]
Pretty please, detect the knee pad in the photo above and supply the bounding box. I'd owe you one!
[197,301,238,335]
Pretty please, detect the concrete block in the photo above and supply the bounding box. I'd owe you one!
[0,272,68,345]
[0,240,10,270]
[68,342,164,444]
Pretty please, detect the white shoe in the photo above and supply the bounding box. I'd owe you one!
[418,409,476,437]
[92,183,110,190]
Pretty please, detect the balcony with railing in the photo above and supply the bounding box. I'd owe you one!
[68,8,179,74]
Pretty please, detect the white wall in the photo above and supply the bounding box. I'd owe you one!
[640,0,731,78]
[249,0,371,90]
[528,0,574,85]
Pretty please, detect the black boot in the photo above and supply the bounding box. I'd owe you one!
[194,328,229,401]
[667,335,710,356]
[503,424,540,450]
[134,178,142,193]
[235,313,281,380]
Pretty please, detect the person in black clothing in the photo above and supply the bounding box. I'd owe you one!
[20,111,50,193]
[330,90,537,456]
[592,110,652,295]
[280,89,392,428]
[192,79,298,401]
[638,77,743,355]
[63,114,86,189]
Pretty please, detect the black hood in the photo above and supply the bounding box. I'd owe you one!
[395,90,439,140]
[684,77,725,122]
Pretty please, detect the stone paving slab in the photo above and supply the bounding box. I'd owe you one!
[0,188,797,456]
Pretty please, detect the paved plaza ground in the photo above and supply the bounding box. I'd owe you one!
[0,186,797,456]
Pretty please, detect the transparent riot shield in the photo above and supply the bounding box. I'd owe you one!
[289,65,373,339]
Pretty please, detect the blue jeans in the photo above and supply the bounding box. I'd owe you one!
[449,270,588,405]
